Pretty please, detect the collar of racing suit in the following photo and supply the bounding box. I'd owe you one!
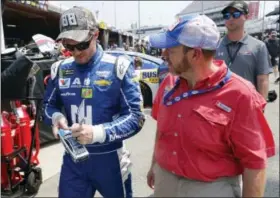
[75,44,104,71]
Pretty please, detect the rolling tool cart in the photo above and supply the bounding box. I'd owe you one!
[1,52,43,198]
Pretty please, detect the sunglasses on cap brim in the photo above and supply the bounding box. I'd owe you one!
[223,11,243,20]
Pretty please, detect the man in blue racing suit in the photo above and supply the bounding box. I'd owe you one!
[43,6,145,198]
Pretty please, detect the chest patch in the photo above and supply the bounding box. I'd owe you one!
[81,88,93,99]
[59,78,71,89]
[216,101,232,113]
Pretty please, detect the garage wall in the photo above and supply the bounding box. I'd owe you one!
[2,2,60,47]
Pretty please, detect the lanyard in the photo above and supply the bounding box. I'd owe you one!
[226,42,242,66]
[163,69,232,106]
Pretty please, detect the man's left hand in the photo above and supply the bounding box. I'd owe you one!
[71,123,93,145]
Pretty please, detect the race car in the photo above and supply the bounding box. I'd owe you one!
[106,50,168,107]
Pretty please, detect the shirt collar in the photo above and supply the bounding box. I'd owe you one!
[179,60,228,90]
[223,33,249,45]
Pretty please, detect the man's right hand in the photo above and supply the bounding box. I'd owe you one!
[147,164,155,189]
[52,114,68,139]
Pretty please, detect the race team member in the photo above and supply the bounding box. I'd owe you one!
[147,14,275,197]
[43,7,145,198]
[216,1,272,100]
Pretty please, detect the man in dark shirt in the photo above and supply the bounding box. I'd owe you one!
[215,1,272,99]
[265,30,280,83]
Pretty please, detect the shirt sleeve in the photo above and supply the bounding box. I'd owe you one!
[229,90,275,169]
[256,42,273,75]
[43,61,64,126]
[93,63,146,144]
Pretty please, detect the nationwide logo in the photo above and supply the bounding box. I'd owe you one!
[96,71,111,78]
[61,92,76,97]
[59,78,70,89]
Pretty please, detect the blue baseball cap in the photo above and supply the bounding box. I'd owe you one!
[149,15,220,50]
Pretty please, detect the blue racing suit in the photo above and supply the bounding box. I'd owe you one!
[43,45,145,198]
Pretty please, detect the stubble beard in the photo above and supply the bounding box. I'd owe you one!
[173,56,191,75]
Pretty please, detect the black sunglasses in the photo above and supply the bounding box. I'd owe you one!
[223,11,243,20]
[63,36,93,51]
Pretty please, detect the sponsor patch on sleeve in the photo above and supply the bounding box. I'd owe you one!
[116,56,131,80]
[51,61,62,80]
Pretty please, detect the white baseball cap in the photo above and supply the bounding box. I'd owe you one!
[149,15,220,50]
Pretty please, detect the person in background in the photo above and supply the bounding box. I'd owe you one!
[134,43,141,53]
[254,35,260,40]
[215,1,272,100]
[134,56,143,70]
[123,42,129,51]
[265,30,280,83]
[145,41,151,55]
[96,40,104,50]
[43,6,145,198]
[147,14,275,197]
[140,43,146,54]
[110,43,118,50]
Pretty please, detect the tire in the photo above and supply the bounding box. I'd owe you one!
[26,167,42,195]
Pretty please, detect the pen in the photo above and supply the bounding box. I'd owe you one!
[79,118,85,125]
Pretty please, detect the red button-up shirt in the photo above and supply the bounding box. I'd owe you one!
[152,60,275,182]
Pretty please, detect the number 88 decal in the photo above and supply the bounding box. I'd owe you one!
[61,13,78,27]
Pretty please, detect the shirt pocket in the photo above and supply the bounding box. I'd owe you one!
[186,105,232,150]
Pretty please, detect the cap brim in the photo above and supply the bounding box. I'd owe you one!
[149,32,181,49]
[221,6,244,14]
[56,30,90,42]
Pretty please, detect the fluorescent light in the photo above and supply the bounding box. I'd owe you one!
[6,24,16,27]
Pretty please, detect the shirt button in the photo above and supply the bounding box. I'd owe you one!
[177,114,182,118]
[173,151,177,155]
[174,133,178,137]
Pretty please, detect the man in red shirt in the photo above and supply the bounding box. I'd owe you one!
[146,14,275,197]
